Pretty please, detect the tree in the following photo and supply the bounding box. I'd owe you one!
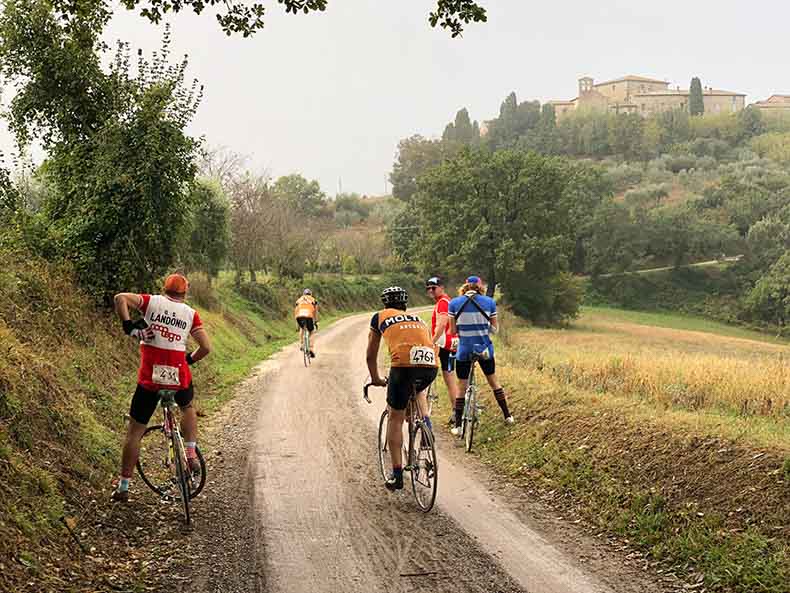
[585,200,644,275]
[389,135,446,202]
[183,179,230,281]
[413,147,597,322]
[1,3,205,300]
[86,0,487,37]
[486,93,542,150]
[198,146,249,191]
[273,173,328,217]
[689,77,704,116]
[443,108,479,145]
[608,113,645,156]
[736,106,765,142]
[746,252,790,331]
[227,174,276,283]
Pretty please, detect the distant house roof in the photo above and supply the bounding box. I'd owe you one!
[634,88,745,97]
[594,75,668,86]
[754,95,790,106]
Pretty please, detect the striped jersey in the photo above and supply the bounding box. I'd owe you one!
[447,292,497,350]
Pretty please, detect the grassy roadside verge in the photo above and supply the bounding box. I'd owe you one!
[430,307,790,593]
[0,253,425,592]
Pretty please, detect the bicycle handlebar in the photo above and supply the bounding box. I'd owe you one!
[363,376,388,404]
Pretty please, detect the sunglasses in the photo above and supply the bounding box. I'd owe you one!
[426,286,439,291]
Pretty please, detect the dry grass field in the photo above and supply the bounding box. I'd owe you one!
[498,306,790,449]
[429,306,790,592]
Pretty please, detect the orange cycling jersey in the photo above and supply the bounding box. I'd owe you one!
[370,308,437,368]
[294,295,317,319]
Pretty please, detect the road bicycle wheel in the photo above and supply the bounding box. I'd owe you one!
[303,332,310,367]
[411,421,438,512]
[377,409,390,481]
[137,425,206,499]
[464,387,477,453]
[425,383,437,417]
[172,432,191,525]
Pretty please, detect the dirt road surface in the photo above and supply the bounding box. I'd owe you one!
[233,312,670,593]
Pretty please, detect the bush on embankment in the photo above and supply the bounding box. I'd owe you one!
[235,273,430,318]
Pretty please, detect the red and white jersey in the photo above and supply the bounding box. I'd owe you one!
[136,294,203,390]
[431,294,459,352]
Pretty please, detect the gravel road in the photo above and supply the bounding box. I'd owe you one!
[181,311,672,593]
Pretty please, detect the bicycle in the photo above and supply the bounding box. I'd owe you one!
[364,381,438,512]
[136,390,206,526]
[302,327,311,367]
[461,352,487,453]
[300,322,317,367]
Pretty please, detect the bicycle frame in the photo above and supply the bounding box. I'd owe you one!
[159,391,192,524]
[462,356,483,452]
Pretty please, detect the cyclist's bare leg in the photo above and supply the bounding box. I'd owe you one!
[298,325,305,349]
[120,420,147,479]
[180,404,197,443]
[309,327,317,353]
[416,389,430,420]
[483,372,512,419]
[386,407,406,469]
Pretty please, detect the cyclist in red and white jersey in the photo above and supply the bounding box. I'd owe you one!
[426,276,460,424]
[111,273,212,502]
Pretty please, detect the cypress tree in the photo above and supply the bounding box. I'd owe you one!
[689,77,704,116]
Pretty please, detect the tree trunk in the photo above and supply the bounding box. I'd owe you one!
[487,267,496,297]
[250,268,257,283]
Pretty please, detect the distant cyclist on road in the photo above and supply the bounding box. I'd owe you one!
[448,276,514,435]
[112,273,212,502]
[294,289,319,358]
[426,276,460,425]
[366,286,438,491]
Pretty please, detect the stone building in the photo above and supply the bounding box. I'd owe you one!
[549,75,746,119]
[752,95,790,117]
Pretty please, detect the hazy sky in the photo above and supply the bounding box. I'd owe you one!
[2,1,789,195]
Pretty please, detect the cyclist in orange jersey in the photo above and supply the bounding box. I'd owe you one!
[366,286,438,491]
[294,288,319,358]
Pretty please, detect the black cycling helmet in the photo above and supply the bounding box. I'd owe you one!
[381,286,408,308]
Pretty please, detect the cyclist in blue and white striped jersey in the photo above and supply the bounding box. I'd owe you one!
[447,275,514,435]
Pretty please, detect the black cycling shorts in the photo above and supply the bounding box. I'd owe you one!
[129,383,194,425]
[296,317,315,332]
[387,367,438,411]
[455,357,495,381]
[438,348,455,373]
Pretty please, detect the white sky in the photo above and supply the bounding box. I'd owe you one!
[2,0,789,195]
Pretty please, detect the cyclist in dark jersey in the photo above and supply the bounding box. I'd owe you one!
[366,286,438,491]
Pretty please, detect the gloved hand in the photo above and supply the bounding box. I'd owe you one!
[186,352,196,366]
[125,318,153,341]
[130,327,154,342]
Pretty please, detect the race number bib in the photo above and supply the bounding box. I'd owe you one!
[409,346,436,366]
[152,364,180,386]
[450,337,459,351]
